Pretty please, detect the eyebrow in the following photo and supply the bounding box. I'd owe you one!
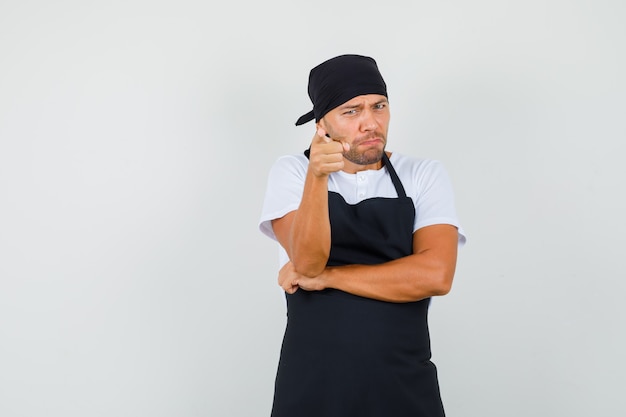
[338,99,388,110]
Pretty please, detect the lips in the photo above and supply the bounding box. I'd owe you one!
[357,138,382,146]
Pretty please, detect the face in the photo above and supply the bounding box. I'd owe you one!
[318,94,390,170]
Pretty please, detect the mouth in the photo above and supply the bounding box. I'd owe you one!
[357,137,383,147]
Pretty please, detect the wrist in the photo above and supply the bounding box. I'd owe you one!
[321,267,335,290]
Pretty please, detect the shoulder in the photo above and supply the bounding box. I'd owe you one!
[267,153,309,180]
[270,153,308,172]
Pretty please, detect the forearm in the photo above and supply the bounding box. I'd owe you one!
[322,253,456,302]
[287,171,331,276]
[281,225,459,300]
[273,128,351,277]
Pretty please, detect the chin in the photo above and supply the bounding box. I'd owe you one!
[345,148,384,166]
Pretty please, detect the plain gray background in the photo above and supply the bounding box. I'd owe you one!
[1,0,625,416]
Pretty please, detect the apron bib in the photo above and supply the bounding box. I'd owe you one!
[271,153,445,417]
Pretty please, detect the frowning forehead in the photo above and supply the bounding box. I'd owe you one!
[337,94,389,110]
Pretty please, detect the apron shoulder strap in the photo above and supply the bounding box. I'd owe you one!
[382,153,408,198]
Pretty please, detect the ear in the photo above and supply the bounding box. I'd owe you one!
[317,118,330,133]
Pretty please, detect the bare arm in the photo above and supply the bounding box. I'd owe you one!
[278,224,459,302]
[272,127,349,277]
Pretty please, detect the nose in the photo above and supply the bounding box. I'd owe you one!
[360,108,377,131]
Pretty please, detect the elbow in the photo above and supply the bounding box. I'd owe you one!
[295,264,325,278]
[406,271,453,301]
[432,281,452,296]
[429,271,454,296]
[291,258,327,278]
[290,247,329,277]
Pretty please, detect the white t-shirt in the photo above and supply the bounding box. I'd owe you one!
[259,152,466,267]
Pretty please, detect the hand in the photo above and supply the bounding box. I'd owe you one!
[278,261,328,294]
[308,127,350,177]
[278,261,300,294]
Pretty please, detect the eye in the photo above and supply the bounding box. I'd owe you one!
[343,109,357,115]
[374,103,387,110]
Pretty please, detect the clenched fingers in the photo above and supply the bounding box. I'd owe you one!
[278,261,299,294]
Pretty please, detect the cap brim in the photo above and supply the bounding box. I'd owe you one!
[295,110,314,126]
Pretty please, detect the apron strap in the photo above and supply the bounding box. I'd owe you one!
[381,153,408,198]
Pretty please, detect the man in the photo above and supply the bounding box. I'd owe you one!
[259,54,466,417]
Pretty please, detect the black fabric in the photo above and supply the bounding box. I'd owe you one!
[270,153,445,417]
[295,54,388,126]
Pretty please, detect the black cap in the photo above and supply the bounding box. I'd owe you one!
[295,54,388,126]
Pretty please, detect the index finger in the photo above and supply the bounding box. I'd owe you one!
[313,127,331,144]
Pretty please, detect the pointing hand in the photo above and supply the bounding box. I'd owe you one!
[309,127,350,177]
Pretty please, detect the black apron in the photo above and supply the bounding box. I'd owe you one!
[271,152,445,417]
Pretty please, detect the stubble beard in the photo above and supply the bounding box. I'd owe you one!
[343,133,386,165]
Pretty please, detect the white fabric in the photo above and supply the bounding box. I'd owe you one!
[259,152,466,267]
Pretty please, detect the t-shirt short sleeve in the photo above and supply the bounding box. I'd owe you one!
[399,158,467,245]
[258,154,309,241]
